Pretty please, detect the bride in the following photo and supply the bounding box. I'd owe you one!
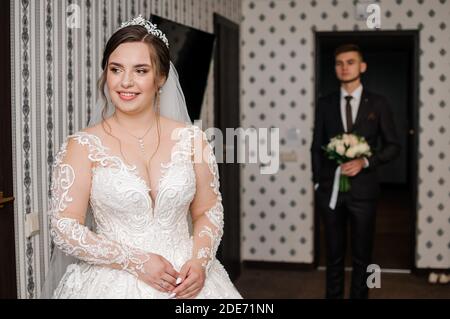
[41,15,242,299]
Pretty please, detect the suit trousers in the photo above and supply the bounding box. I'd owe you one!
[317,190,377,299]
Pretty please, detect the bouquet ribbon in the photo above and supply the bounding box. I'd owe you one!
[329,166,341,210]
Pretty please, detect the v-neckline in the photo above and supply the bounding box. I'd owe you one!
[80,128,190,212]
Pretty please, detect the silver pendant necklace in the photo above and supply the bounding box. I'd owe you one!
[113,113,154,157]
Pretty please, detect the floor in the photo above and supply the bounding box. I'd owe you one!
[233,186,450,299]
[233,267,450,299]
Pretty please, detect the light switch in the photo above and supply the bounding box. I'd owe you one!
[280,151,298,162]
[25,211,40,238]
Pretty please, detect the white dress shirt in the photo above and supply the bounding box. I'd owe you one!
[340,84,369,169]
[340,84,363,132]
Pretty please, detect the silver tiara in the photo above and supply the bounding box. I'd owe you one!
[119,15,169,48]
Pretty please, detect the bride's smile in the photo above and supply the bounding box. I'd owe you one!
[118,91,141,101]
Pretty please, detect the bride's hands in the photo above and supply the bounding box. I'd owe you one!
[172,259,206,299]
[136,253,180,294]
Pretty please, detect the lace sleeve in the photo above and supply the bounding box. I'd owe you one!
[189,127,224,275]
[49,134,149,277]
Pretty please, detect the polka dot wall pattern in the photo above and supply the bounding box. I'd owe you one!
[241,0,450,268]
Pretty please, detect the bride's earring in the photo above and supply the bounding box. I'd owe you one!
[154,90,160,112]
[155,88,163,112]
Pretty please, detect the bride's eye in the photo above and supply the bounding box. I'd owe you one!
[136,69,148,75]
[109,67,121,74]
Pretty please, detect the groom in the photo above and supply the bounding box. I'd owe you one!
[311,44,400,299]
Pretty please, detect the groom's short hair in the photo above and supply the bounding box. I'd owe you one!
[334,44,364,61]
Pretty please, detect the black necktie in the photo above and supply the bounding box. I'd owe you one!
[345,95,353,132]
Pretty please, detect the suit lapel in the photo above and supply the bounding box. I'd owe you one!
[335,92,345,133]
[353,89,370,131]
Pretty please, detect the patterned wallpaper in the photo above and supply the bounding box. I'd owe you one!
[241,0,450,268]
[11,0,241,299]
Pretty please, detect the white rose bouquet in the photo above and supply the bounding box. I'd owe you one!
[322,133,372,192]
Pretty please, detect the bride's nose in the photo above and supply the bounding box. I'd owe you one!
[120,71,135,88]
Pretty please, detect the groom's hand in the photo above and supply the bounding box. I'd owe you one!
[341,158,365,177]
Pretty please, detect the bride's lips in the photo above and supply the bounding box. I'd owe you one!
[117,91,140,101]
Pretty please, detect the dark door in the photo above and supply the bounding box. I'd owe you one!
[0,0,17,298]
[213,13,241,281]
[314,31,419,270]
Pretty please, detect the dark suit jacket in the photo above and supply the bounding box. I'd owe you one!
[311,89,401,200]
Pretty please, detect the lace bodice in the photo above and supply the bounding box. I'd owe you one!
[49,124,224,279]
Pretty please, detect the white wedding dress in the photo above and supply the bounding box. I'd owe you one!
[47,124,242,299]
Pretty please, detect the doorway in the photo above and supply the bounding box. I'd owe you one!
[314,31,419,270]
[0,0,17,298]
[213,13,241,281]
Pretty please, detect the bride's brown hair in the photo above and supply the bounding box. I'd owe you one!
[97,25,171,165]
